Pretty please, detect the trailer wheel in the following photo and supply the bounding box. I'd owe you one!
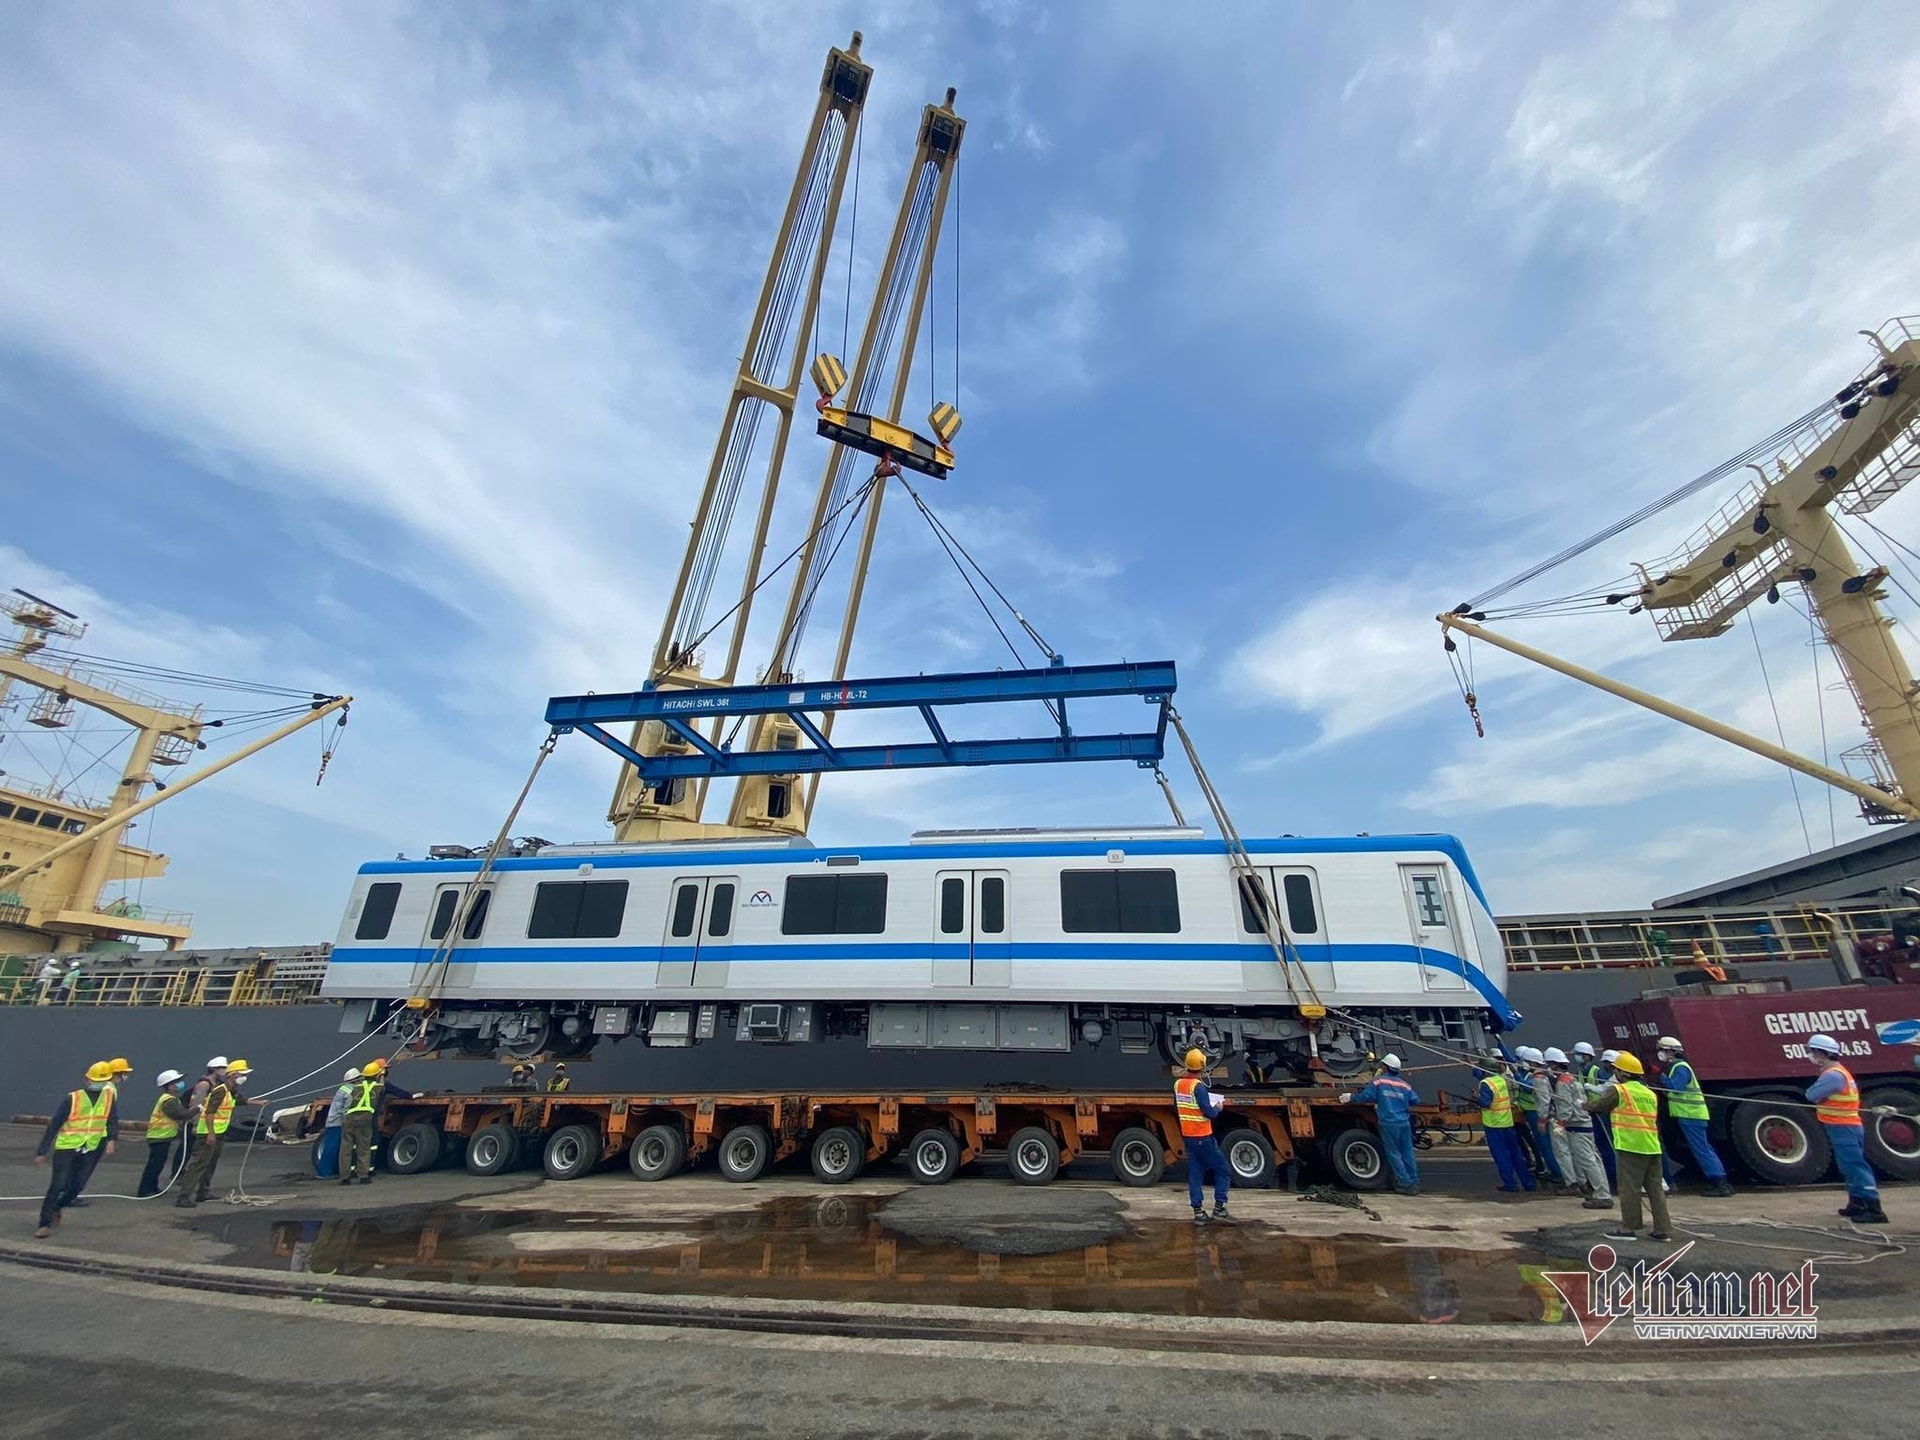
[1863,1088,1920,1180]
[465,1121,520,1176]
[385,1120,443,1175]
[1326,1128,1387,1191]
[1109,1126,1166,1187]
[1728,1094,1831,1185]
[903,1127,960,1184]
[627,1123,686,1181]
[718,1124,773,1183]
[1006,1126,1061,1185]
[810,1125,866,1184]
[542,1122,603,1180]
[1223,1128,1277,1189]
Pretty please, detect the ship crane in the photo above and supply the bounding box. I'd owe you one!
[1440,315,1920,826]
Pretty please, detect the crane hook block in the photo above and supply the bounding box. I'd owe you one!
[810,352,848,401]
[928,401,962,446]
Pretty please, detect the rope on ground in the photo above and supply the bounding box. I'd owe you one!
[1299,1184,1382,1222]
[1671,1216,1908,1267]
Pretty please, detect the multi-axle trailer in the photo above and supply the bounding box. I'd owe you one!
[282,1082,1480,1192]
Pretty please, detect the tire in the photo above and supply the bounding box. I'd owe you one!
[1223,1128,1277,1189]
[1728,1094,1832,1185]
[542,1122,603,1180]
[1863,1087,1920,1181]
[810,1125,866,1184]
[627,1123,686,1181]
[385,1120,443,1175]
[1109,1125,1166,1187]
[717,1123,773,1183]
[1326,1127,1387,1191]
[464,1121,520,1177]
[904,1127,961,1185]
[1005,1125,1061,1185]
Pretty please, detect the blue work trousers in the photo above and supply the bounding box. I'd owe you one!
[1592,1119,1617,1189]
[1828,1125,1879,1201]
[1379,1120,1419,1190]
[1516,1110,1564,1182]
[1485,1127,1534,1190]
[316,1124,342,1179]
[1185,1135,1229,1210]
[1676,1117,1725,1181]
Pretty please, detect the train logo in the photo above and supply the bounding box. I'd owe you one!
[744,890,777,908]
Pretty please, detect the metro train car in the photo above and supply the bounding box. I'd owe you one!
[322,826,1519,1080]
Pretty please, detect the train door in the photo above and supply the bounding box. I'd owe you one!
[657,875,738,987]
[931,870,1012,986]
[1399,864,1467,990]
[409,882,494,990]
[1236,867,1333,994]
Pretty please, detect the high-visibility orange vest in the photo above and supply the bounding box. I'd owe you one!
[1612,1081,1662,1154]
[1173,1076,1213,1138]
[54,1089,111,1152]
[1816,1063,1861,1128]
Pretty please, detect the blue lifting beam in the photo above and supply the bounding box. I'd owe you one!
[545,659,1177,783]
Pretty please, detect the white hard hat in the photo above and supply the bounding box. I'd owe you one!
[156,1069,184,1087]
[1380,1054,1402,1070]
[1543,1046,1569,1065]
[207,1056,229,1069]
[1657,1035,1683,1051]
[345,1068,362,1082]
[1516,1046,1544,1064]
[1807,1033,1841,1055]
[1573,1042,1596,1057]
[1601,1049,1620,1064]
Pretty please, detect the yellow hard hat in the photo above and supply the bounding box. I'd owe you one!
[109,1057,132,1074]
[362,1057,385,1076]
[1610,1052,1644,1076]
[85,1061,115,1083]
[1183,1048,1208,1071]
[225,1058,252,1075]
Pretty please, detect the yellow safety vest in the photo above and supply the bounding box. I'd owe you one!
[196,1082,234,1136]
[1512,1072,1537,1113]
[1479,1073,1513,1129]
[54,1088,111,1152]
[1612,1080,1662,1154]
[147,1092,181,1141]
[347,1077,381,1115]
[547,1077,570,1093]
[1816,1063,1861,1128]
[1664,1061,1708,1122]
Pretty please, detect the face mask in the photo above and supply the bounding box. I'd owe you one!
[232,1075,247,1087]
[84,1082,102,1094]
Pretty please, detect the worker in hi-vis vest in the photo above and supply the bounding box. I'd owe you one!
[1586,1052,1672,1244]
[1805,1033,1888,1225]
[34,1062,119,1237]
[1653,1036,1733,1198]
[341,1058,387,1184]
[1475,1061,1533,1193]
[1173,1048,1234,1223]
[176,1057,252,1207]
[138,1069,191,1198]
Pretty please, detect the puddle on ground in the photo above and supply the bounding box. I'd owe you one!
[192,1195,1574,1325]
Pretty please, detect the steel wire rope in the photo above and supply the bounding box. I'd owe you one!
[1808,605,1838,846]
[1746,611,1815,853]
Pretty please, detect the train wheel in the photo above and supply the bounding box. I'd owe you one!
[1108,1126,1165,1187]
[1006,1126,1061,1185]
[464,1121,520,1176]
[718,1124,773,1183]
[1728,1093,1831,1185]
[385,1120,443,1175]
[810,1126,866,1185]
[1223,1128,1277,1189]
[542,1122,603,1180]
[627,1123,686,1181]
[905,1128,960,1185]
[1326,1128,1386,1191]
[1863,1088,1920,1180]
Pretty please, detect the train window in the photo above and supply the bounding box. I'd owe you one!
[527,880,630,940]
[1282,874,1319,935]
[670,883,700,938]
[428,888,460,940]
[1237,875,1272,934]
[1060,869,1180,933]
[940,877,965,934]
[354,882,402,941]
[980,877,1006,934]
[782,873,889,935]
[462,889,492,940]
[1411,874,1448,928]
[707,882,735,938]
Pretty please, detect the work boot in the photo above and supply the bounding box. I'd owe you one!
[1497,1184,1520,1194]
[1192,1208,1212,1225]
[33,1226,51,1239]
[340,1178,354,1186]
[1581,1197,1613,1210]
[1210,1206,1236,1224]
[1704,1180,1735,1198]
[1602,1228,1637,1240]
[174,1197,196,1209]
[1853,1202,1890,1226]
[1838,1197,1866,1217]
[1648,1231,1674,1243]
[360,1175,375,1185]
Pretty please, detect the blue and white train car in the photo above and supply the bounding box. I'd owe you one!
[323,827,1518,1078]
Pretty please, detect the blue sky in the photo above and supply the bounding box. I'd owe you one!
[3,1,1920,945]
